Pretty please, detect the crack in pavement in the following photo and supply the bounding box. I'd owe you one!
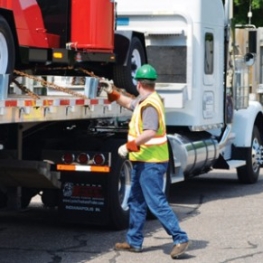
[219,251,263,263]
[177,193,204,223]
[223,241,258,250]
[0,233,103,263]
[45,233,102,262]
[109,251,121,263]
[186,194,204,216]
[219,241,261,263]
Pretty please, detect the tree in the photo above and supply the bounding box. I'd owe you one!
[233,0,263,26]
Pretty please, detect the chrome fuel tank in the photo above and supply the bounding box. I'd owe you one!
[168,133,219,177]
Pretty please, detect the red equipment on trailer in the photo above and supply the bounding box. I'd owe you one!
[0,0,147,229]
[0,0,146,95]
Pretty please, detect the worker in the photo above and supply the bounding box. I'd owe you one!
[99,64,189,259]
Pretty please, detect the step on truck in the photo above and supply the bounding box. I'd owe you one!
[0,0,263,230]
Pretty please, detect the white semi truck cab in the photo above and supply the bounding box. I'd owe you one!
[116,0,263,184]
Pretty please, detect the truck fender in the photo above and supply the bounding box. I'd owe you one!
[114,30,147,65]
[231,101,263,147]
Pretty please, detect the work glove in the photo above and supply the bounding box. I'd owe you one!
[118,140,140,159]
[99,78,113,93]
[99,78,120,102]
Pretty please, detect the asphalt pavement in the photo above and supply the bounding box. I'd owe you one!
[0,169,262,263]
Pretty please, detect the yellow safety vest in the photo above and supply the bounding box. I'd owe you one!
[128,91,169,162]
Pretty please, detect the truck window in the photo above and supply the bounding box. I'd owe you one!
[204,33,214,75]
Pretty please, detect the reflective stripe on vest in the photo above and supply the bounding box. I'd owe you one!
[128,92,169,162]
[128,134,167,145]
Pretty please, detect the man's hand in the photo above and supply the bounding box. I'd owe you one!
[118,140,140,159]
[99,78,113,94]
[99,78,120,102]
[118,144,129,158]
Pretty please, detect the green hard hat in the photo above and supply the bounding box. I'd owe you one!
[135,64,157,80]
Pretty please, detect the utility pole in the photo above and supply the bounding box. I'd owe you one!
[248,0,252,25]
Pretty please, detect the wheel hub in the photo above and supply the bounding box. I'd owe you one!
[131,49,142,85]
[251,137,263,172]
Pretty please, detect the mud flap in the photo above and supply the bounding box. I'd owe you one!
[58,172,110,226]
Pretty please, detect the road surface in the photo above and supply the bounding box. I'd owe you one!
[0,169,262,263]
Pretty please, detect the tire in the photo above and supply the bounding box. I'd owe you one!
[102,138,130,230]
[0,16,15,75]
[113,37,146,96]
[108,157,132,230]
[41,189,59,208]
[236,126,262,184]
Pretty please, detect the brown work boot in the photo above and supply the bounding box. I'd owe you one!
[114,242,142,253]
[170,241,189,259]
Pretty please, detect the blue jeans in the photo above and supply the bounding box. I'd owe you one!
[126,162,189,249]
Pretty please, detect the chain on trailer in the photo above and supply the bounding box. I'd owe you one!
[13,68,135,100]
[12,78,40,100]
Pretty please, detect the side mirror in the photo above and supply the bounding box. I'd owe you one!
[244,53,255,66]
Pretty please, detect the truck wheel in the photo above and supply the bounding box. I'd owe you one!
[102,138,130,230]
[41,189,59,208]
[0,16,15,75]
[108,157,131,230]
[236,126,262,184]
[113,37,146,96]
